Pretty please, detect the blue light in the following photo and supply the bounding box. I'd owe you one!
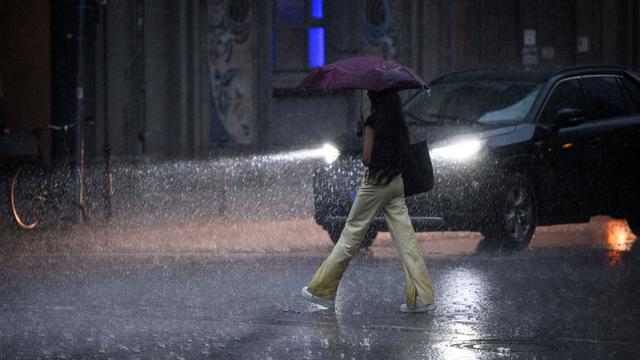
[308,27,325,68]
[311,0,323,19]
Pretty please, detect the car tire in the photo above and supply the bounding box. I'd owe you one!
[626,216,640,256]
[627,217,640,238]
[328,226,378,248]
[481,174,537,250]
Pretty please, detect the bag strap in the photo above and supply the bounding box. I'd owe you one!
[360,90,364,124]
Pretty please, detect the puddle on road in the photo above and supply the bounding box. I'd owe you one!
[451,338,559,354]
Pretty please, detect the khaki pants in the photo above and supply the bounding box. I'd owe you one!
[307,173,435,308]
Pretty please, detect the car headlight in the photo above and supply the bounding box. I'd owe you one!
[321,143,340,164]
[430,139,484,161]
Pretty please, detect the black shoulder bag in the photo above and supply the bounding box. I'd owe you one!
[402,141,434,197]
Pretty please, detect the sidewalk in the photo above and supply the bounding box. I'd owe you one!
[2,215,634,262]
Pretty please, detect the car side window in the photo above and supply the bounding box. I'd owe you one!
[621,76,640,113]
[541,79,585,124]
[580,76,630,119]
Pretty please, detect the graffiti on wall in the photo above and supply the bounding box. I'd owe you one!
[363,0,398,59]
[207,0,255,146]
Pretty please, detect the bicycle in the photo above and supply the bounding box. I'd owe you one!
[10,120,95,229]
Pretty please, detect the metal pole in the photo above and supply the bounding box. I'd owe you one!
[135,0,145,157]
[101,0,112,220]
[0,80,6,132]
[76,0,88,220]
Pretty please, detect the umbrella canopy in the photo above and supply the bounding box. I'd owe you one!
[297,56,426,91]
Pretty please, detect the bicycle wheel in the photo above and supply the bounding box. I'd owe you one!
[11,164,48,230]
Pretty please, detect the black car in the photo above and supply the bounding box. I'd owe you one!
[312,66,640,249]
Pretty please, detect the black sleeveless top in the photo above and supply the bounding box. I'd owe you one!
[365,112,408,184]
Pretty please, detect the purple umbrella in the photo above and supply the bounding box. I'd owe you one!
[297,56,426,91]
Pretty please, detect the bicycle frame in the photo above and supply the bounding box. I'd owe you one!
[50,121,90,223]
[11,118,97,229]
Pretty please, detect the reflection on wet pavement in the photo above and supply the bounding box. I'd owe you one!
[1,209,639,358]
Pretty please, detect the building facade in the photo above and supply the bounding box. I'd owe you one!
[2,0,640,160]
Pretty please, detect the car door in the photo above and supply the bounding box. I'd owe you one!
[580,74,640,214]
[538,77,606,217]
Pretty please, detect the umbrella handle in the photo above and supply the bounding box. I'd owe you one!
[360,91,364,122]
[356,91,364,137]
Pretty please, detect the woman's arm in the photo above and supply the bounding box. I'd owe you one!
[362,125,374,166]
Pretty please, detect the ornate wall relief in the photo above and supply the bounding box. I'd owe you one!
[363,0,398,59]
[207,0,255,146]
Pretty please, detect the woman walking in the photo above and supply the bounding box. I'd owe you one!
[302,89,436,313]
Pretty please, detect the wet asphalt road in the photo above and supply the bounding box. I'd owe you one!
[1,232,640,360]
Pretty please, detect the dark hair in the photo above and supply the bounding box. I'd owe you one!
[366,89,410,184]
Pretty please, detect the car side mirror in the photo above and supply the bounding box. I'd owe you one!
[554,108,586,128]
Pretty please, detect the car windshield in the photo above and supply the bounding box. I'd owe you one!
[404,80,542,126]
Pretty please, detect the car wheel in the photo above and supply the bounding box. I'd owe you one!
[328,227,342,244]
[627,217,640,238]
[327,226,378,248]
[626,216,640,256]
[481,174,537,250]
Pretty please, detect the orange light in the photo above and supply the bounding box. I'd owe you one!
[561,143,574,149]
[606,219,637,251]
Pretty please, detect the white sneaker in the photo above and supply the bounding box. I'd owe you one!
[301,287,335,309]
[400,298,436,313]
